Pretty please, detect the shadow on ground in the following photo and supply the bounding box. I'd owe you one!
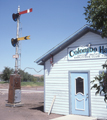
[29,105,44,112]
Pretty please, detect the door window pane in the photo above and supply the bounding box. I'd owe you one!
[76,77,84,94]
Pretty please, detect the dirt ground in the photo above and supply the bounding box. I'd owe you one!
[0,83,63,120]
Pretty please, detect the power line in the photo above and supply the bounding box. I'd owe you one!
[23,67,43,73]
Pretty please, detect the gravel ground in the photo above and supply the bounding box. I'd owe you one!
[0,84,63,120]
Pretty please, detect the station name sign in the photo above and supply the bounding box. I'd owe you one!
[68,45,107,60]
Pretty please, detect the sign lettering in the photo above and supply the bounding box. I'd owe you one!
[68,45,107,60]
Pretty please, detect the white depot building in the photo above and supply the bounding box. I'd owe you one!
[35,25,107,119]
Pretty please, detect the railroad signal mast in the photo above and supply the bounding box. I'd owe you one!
[7,6,33,106]
[12,6,32,73]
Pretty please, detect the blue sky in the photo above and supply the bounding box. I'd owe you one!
[0,0,88,75]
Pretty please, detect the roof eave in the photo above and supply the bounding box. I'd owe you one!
[35,25,102,65]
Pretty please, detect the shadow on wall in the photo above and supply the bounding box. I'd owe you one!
[46,48,68,75]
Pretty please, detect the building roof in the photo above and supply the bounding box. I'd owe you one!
[35,25,102,65]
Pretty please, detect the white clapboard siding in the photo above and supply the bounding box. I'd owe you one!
[92,104,107,109]
[45,92,69,97]
[52,69,102,73]
[46,98,69,103]
[46,106,69,111]
[68,32,107,46]
[46,101,69,106]
[45,95,69,100]
[44,31,107,118]
[46,86,68,89]
[55,59,107,64]
[45,108,69,115]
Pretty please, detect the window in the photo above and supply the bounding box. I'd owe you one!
[75,77,84,94]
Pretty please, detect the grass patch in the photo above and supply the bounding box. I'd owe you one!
[0,81,44,87]
[0,81,9,84]
[21,82,44,87]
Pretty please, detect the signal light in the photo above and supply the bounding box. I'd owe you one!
[11,36,30,47]
[11,38,18,47]
[12,8,32,21]
[12,13,19,21]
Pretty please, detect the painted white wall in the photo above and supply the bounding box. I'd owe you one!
[44,32,107,119]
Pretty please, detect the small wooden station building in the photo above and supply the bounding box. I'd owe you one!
[35,25,107,119]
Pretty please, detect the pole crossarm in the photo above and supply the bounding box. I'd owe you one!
[17,35,30,41]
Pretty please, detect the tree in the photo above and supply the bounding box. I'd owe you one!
[18,69,37,82]
[39,76,44,82]
[91,71,107,102]
[84,0,107,103]
[84,0,107,37]
[0,67,14,81]
[0,67,40,82]
[18,69,24,82]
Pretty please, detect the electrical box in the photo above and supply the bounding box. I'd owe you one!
[14,89,21,103]
[8,74,21,103]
